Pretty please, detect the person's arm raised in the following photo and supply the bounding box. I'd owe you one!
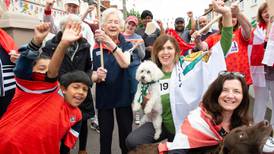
[47,22,82,78]
[14,23,50,79]
[231,2,251,40]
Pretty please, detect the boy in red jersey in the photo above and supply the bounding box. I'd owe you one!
[0,21,91,154]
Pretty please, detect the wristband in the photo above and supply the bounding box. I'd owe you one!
[112,46,118,53]
[44,9,52,15]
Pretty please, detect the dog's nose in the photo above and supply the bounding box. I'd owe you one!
[263,120,270,127]
[141,76,145,80]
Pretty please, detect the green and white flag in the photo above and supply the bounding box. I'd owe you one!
[170,42,227,131]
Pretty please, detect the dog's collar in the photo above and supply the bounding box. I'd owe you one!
[137,80,158,104]
[141,80,157,85]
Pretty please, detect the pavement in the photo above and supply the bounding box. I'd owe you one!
[71,119,123,154]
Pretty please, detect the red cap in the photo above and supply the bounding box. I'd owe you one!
[126,16,138,26]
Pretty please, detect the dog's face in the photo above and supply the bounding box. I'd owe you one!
[222,120,272,154]
[136,60,164,84]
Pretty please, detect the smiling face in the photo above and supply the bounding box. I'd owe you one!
[218,79,243,113]
[157,40,176,71]
[261,8,270,23]
[125,21,137,35]
[142,16,152,27]
[198,16,208,29]
[62,82,88,107]
[103,13,121,39]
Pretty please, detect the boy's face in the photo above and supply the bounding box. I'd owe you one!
[32,59,50,74]
[62,82,88,107]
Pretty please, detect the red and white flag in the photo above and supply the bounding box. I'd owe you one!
[158,106,223,153]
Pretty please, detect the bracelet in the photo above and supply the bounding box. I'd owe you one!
[112,46,118,53]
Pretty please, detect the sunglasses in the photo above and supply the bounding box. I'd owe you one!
[218,71,245,78]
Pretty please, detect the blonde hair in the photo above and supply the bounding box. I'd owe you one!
[101,8,124,31]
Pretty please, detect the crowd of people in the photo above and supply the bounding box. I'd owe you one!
[0,0,273,153]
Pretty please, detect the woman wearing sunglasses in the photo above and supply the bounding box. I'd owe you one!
[159,71,252,153]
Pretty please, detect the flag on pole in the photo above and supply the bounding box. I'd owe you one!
[169,42,226,132]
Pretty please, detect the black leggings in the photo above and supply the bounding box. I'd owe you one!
[98,106,133,154]
[79,119,88,150]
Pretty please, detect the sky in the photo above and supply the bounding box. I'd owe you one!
[110,0,212,27]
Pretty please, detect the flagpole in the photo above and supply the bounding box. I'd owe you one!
[97,0,104,68]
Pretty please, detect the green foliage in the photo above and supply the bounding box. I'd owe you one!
[126,8,141,19]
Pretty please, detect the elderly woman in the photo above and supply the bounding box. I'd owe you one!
[91,8,133,154]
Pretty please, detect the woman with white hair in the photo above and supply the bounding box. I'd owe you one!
[91,8,133,154]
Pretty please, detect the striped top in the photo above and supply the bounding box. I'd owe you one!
[0,47,15,96]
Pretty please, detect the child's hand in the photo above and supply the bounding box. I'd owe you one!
[33,22,51,46]
[9,50,20,63]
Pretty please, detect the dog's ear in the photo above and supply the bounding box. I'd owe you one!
[155,66,164,80]
[150,61,164,80]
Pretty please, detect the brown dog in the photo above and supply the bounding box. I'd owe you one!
[128,120,272,154]
[221,120,272,154]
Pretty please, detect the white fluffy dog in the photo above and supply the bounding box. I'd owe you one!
[133,60,164,140]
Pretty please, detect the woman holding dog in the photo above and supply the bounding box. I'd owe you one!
[126,0,234,150]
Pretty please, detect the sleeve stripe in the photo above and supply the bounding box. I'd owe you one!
[69,128,79,137]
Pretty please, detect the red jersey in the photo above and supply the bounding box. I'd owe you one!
[0,77,82,154]
[206,28,252,85]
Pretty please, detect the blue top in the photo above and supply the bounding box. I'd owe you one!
[92,34,133,109]
[14,42,41,80]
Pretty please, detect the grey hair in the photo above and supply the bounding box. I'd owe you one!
[59,14,82,32]
[101,8,124,30]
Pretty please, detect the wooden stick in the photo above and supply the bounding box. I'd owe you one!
[97,0,104,68]
[197,0,242,35]
[197,14,222,35]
